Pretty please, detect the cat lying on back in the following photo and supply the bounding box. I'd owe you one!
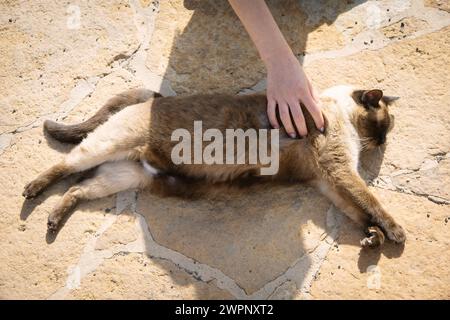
[23,85,406,248]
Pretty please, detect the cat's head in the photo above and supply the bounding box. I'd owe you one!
[351,89,398,150]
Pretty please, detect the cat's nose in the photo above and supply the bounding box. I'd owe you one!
[377,136,386,145]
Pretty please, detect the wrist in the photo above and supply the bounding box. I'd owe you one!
[262,48,298,70]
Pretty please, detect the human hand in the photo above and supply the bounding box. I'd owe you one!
[265,56,324,137]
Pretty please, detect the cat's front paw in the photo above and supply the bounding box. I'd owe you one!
[23,179,47,199]
[385,223,406,243]
[361,226,385,248]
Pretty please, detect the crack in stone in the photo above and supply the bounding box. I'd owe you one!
[0,0,162,155]
[47,190,138,300]
[0,133,14,156]
[372,183,450,205]
[369,152,449,204]
[240,8,450,94]
[56,186,341,300]
[136,204,341,299]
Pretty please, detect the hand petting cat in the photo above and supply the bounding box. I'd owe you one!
[265,55,323,137]
[228,0,325,138]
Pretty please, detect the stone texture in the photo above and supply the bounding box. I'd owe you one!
[1,0,449,300]
[95,211,138,251]
[0,0,140,134]
[309,189,450,299]
[146,0,351,94]
[61,68,144,125]
[424,0,450,12]
[136,185,330,295]
[66,253,234,300]
[0,127,110,299]
[381,17,429,39]
[390,155,450,200]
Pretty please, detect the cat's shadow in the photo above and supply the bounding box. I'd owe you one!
[22,138,403,293]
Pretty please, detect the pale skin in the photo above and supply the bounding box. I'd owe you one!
[228,0,325,137]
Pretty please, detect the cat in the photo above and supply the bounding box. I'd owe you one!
[23,85,406,248]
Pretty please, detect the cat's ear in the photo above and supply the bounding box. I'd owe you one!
[382,95,400,105]
[361,89,383,107]
[352,89,383,108]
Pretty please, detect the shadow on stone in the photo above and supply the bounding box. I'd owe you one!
[357,242,405,273]
[155,0,368,95]
[20,197,45,221]
[341,145,405,273]
[137,183,330,297]
[138,0,372,298]
[19,170,109,244]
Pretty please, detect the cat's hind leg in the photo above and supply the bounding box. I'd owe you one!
[47,160,152,232]
[22,148,141,199]
[23,103,150,199]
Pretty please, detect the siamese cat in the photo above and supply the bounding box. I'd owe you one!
[23,85,405,248]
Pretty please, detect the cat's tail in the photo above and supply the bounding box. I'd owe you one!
[44,89,161,144]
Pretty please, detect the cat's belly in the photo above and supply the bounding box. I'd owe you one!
[143,131,280,183]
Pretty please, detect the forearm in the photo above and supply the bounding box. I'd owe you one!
[228,0,295,66]
[229,0,324,134]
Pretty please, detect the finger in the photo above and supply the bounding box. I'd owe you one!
[267,99,279,129]
[308,80,320,104]
[288,100,307,137]
[278,102,296,138]
[302,93,325,132]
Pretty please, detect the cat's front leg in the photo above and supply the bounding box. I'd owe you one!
[316,180,388,247]
[325,170,406,244]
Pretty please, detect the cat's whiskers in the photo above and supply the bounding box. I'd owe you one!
[359,139,372,151]
[377,145,384,157]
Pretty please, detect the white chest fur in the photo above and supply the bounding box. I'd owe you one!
[320,85,361,171]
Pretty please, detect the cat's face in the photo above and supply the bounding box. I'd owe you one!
[352,89,398,150]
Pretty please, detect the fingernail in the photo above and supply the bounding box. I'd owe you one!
[319,127,325,133]
[289,132,296,138]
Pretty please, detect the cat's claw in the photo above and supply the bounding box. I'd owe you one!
[360,226,385,248]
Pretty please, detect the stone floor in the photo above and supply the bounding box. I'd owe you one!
[1,0,449,299]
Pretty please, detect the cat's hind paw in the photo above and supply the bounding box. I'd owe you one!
[361,226,385,248]
[47,216,60,233]
[22,179,47,199]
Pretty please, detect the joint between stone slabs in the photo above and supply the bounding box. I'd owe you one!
[372,184,450,205]
[131,210,248,299]
[0,133,15,156]
[129,201,340,300]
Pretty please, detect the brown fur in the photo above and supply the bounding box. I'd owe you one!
[23,163,70,198]
[24,86,406,247]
